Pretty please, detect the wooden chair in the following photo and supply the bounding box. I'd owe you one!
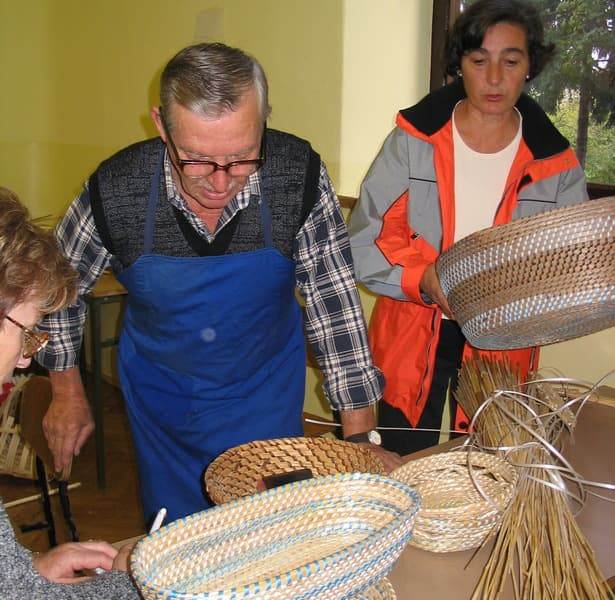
[18,375,78,545]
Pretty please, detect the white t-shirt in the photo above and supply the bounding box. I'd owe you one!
[452,105,522,243]
[443,105,522,319]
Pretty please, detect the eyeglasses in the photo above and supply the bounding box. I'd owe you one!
[159,109,266,180]
[4,315,49,358]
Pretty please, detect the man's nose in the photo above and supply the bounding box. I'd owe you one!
[208,168,231,192]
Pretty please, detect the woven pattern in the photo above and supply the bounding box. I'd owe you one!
[131,473,419,599]
[0,376,36,480]
[354,578,396,600]
[205,436,386,505]
[436,196,615,349]
[390,450,517,553]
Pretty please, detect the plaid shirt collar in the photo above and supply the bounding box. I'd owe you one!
[162,149,261,240]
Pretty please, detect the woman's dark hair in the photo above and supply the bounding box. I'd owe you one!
[445,0,555,80]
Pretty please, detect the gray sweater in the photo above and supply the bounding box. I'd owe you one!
[0,502,140,599]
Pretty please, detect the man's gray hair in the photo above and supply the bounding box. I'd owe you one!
[160,42,271,127]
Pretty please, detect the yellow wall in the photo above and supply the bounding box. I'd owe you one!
[0,0,343,217]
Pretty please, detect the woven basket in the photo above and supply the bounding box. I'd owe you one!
[436,196,615,350]
[131,473,419,600]
[0,375,36,480]
[390,450,517,553]
[205,436,386,505]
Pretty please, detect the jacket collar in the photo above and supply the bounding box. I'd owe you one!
[399,78,570,159]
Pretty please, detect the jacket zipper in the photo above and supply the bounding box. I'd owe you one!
[416,310,439,406]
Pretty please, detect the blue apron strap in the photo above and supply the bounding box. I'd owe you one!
[258,186,273,248]
[143,148,165,254]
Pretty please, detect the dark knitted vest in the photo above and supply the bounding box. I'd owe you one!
[88,129,320,272]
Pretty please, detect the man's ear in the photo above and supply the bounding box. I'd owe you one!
[151,106,166,141]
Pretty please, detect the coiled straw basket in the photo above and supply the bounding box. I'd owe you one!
[205,436,386,505]
[131,473,420,600]
[437,196,615,350]
[390,450,517,553]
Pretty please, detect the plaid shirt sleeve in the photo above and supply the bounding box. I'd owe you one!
[37,187,112,370]
[295,162,384,412]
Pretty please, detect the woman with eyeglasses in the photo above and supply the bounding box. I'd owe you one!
[349,0,588,456]
[0,187,138,598]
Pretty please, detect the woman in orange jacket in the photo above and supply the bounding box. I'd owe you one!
[349,0,588,455]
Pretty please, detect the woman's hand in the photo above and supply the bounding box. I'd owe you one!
[33,540,118,583]
[420,263,453,318]
[112,542,136,572]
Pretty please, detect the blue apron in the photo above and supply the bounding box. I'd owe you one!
[117,154,305,524]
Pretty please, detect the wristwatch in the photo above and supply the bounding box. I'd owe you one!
[344,429,382,446]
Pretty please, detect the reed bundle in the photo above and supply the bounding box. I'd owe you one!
[455,358,613,600]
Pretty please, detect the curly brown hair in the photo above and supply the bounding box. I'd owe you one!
[0,187,77,320]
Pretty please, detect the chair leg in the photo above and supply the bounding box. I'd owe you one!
[37,457,57,547]
[20,457,57,547]
[58,480,79,542]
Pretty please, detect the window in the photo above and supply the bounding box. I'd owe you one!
[431,0,615,199]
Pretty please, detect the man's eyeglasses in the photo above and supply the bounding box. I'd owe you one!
[159,109,266,180]
[4,315,49,359]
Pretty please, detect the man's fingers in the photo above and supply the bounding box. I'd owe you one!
[74,422,95,457]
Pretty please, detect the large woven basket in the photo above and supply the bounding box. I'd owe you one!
[131,473,420,600]
[390,450,517,553]
[436,196,615,350]
[205,436,386,505]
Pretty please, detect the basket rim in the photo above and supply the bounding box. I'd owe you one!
[204,435,387,504]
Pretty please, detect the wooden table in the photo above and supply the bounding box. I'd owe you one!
[388,400,615,598]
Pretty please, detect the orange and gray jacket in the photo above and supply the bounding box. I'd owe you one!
[349,79,587,430]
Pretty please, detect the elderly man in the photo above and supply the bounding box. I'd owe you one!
[38,43,399,523]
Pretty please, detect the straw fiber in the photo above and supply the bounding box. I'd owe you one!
[437,196,615,349]
[131,473,419,599]
[205,436,386,505]
[391,450,517,553]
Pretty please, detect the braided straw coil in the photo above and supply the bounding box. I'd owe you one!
[390,450,517,553]
[436,196,615,350]
[131,473,419,600]
[205,436,386,505]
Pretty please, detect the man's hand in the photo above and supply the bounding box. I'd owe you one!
[33,541,118,583]
[43,367,94,474]
[420,262,453,318]
[362,444,403,473]
[339,406,402,473]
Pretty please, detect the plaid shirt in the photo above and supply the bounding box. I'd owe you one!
[38,152,383,412]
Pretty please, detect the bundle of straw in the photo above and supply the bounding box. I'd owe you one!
[455,358,613,600]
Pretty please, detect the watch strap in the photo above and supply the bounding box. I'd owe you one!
[344,432,371,444]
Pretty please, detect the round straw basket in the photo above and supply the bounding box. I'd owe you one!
[436,196,615,350]
[131,473,419,600]
[205,436,386,505]
[390,450,517,553]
